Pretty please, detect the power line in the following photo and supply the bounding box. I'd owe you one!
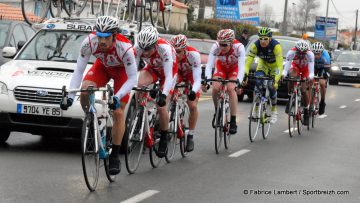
[330,0,345,18]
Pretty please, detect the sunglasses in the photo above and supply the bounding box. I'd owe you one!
[219,43,230,47]
[143,45,155,51]
[259,37,270,41]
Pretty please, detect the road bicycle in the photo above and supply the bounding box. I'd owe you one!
[205,78,237,154]
[309,76,322,129]
[21,0,100,25]
[61,84,115,191]
[248,75,273,142]
[283,76,307,137]
[166,82,191,162]
[124,85,164,174]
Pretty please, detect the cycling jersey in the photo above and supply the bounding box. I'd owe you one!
[135,38,177,96]
[69,33,137,102]
[283,48,315,79]
[177,46,202,93]
[314,50,331,69]
[205,39,245,82]
[245,38,283,83]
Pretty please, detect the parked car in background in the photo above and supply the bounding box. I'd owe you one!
[0,20,35,65]
[239,35,300,102]
[329,51,360,85]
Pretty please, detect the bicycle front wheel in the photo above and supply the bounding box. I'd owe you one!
[249,97,261,142]
[128,0,144,31]
[262,101,272,139]
[149,131,162,168]
[22,0,50,25]
[104,111,116,182]
[81,113,100,191]
[179,102,190,158]
[311,89,319,128]
[165,102,178,163]
[223,100,231,149]
[161,3,171,30]
[288,94,297,137]
[215,99,223,154]
[125,108,145,174]
[64,0,88,17]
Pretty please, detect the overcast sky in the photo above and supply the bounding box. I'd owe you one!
[259,0,360,29]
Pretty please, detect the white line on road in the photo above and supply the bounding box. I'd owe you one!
[355,99,360,102]
[318,115,327,119]
[229,149,250,158]
[121,190,160,203]
[284,128,297,133]
[339,105,347,109]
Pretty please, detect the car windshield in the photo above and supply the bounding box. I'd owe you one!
[336,52,360,63]
[16,30,96,63]
[0,22,10,48]
[189,40,213,54]
[246,37,297,56]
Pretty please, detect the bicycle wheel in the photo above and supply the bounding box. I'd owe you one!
[91,0,104,16]
[125,108,145,174]
[128,0,144,32]
[179,102,189,158]
[297,95,303,135]
[49,0,65,18]
[161,2,171,30]
[262,100,272,139]
[165,102,178,163]
[64,0,88,16]
[288,94,297,137]
[223,99,230,149]
[22,0,50,25]
[311,89,319,128]
[81,113,100,191]
[104,113,116,182]
[149,130,162,168]
[249,96,261,142]
[214,99,223,154]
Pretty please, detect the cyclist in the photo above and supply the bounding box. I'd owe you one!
[311,42,330,115]
[135,26,177,158]
[170,34,201,152]
[60,16,138,175]
[282,40,315,126]
[245,27,283,124]
[203,29,246,134]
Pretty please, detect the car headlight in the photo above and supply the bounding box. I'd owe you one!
[0,82,8,95]
[331,66,340,71]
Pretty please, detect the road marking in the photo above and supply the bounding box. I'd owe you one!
[355,99,360,102]
[229,149,250,158]
[284,128,297,133]
[318,115,327,119]
[339,105,347,109]
[121,190,160,203]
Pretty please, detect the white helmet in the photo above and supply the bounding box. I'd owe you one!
[95,16,119,34]
[295,40,309,53]
[311,42,324,54]
[170,34,188,49]
[137,26,159,49]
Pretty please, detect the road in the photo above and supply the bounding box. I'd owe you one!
[1,83,360,203]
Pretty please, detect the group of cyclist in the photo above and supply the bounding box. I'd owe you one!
[60,15,331,177]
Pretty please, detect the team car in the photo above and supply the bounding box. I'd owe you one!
[0,18,137,143]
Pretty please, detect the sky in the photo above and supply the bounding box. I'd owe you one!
[259,0,360,29]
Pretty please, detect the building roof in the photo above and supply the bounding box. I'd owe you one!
[0,3,40,21]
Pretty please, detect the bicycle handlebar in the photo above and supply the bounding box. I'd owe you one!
[248,75,274,81]
[203,79,238,84]
[282,77,307,82]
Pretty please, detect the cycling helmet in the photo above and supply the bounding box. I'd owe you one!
[311,42,324,54]
[258,27,272,37]
[95,16,119,37]
[137,26,159,49]
[295,40,309,53]
[170,34,188,49]
[217,29,235,42]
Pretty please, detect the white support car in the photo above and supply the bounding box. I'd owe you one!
[0,19,136,143]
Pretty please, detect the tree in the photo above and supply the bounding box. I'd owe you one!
[292,0,320,32]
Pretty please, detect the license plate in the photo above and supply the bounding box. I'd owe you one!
[17,104,62,117]
[344,72,358,77]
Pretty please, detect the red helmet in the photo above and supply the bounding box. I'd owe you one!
[217,29,235,42]
[170,34,188,49]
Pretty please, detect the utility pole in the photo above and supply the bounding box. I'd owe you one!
[282,0,289,35]
[354,9,359,50]
[325,0,329,42]
[198,0,205,20]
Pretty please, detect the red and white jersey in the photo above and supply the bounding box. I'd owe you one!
[177,46,202,92]
[69,33,137,99]
[283,48,315,79]
[205,39,246,82]
[135,38,177,96]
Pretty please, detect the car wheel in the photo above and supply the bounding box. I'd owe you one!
[329,79,338,85]
[0,127,11,144]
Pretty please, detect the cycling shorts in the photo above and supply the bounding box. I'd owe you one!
[177,73,200,98]
[290,63,309,79]
[213,60,238,79]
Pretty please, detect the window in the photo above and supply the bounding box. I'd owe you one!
[0,22,10,48]
[23,25,35,39]
[12,25,27,48]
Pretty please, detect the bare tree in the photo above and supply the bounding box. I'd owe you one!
[292,0,320,32]
[261,4,273,27]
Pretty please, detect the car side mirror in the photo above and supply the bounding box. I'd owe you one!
[17,41,26,50]
[2,47,17,58]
